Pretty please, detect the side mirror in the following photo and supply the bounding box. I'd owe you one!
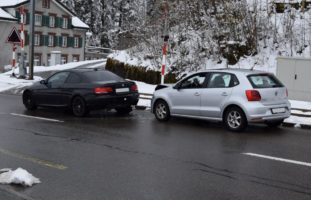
[40,80,47,85]
[173,84,180,90]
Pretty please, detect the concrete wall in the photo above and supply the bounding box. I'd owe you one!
[277,57,311,102]
[0,21,16,71]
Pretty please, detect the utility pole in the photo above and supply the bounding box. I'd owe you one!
[19,6,26,78]
[161,0,169,84]
[28,0,35,80]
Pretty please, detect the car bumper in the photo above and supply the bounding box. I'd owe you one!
[245,102,291,122]
[86,93,139,110]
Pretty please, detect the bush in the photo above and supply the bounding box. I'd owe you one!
[106,58,177,84]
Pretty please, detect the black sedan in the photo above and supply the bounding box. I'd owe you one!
[22,68,139,117]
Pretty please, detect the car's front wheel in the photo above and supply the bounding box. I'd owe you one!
[224,107,247,132]
[154,100,170,122]
[72,96,88,117]
[23,91,37,111]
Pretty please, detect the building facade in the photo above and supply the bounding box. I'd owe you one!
[0,0,89,70]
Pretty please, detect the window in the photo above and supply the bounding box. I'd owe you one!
[179,73,207,89]
[49,16,55,27]
[34,54,41,66]
[84,71,124,83]
[74,37,79,48]
[35,14,42,26]
[42,0,50,8]
[48,35,54,47]
[73,55,80,62]
[66,73,82,83]
[20,12,27,24]
[62,36,67,47]
[62,18,68,29]
[61,55,68,64]
[248,74,284,88]
[34,34,40,46]
[208,73,239,88]
[48,72,70,88]
[47,54,51,66]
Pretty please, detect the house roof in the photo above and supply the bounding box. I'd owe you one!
[0,0,28,8]
[0,0,89,29]
[0,8,17,21]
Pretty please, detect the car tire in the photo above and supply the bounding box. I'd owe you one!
[154,100,170,122]
[23,91,37,111]
[72,96,88,117]
[266,120,284,128]
[224,107,247,132]
[115,106,132,115]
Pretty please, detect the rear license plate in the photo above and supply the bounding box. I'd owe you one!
[272,108,286,114]
[116,88,129,93]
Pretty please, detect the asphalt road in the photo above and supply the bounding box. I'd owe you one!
[0,94,311,200]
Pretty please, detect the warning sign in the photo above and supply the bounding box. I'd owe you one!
[6,27,21,44]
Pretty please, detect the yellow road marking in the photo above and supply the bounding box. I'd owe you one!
[0,148,67,170]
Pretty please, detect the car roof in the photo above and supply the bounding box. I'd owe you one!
[200,68,271,76]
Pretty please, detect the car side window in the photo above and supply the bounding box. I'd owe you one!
[47,72,70,88]
[180,73,207,89]
[66,73,82,84]
[208,73,233,88]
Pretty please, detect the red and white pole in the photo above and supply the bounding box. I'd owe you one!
[161,1,169,84]
[161,42,167,84]
[11,44,17,76]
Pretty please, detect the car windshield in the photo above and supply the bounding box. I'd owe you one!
[84,71,124,83]
[247,74,284,88]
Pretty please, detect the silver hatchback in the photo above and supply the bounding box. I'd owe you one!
[151,69,291,131]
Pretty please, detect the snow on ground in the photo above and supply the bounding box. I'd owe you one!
[0,60,105,92]
[0,168,40,187]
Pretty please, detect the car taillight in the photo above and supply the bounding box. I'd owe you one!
[130,84,138,92]
[246,90,261,101]
[94,87,113,94]
[286,88,288,97]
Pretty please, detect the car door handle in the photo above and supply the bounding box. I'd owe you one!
[194,92,201,96]
[221,92,228,96]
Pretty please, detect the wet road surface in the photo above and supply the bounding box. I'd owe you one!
[0,94,311,200]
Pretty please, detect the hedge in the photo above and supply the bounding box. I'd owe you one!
[105,58,177,85]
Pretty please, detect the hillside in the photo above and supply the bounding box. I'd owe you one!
[61,0,311,74]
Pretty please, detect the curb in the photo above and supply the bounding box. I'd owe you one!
[282,122,311,130]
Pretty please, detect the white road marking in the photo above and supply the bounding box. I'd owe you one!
[243,153,311,167]
[10,113,64,123]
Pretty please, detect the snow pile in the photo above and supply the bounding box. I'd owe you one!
[0,168,40,187]
[0,73,41,92]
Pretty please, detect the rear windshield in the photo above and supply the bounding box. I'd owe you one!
[84,71,124,83]
[247,74,284,88]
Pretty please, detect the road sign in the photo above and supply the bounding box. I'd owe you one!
[6,27,21,44]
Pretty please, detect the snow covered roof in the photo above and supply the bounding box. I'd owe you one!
[0,0,88,29]
[0,0,28,8]
[72,17,89,29]
[0,8,16,21]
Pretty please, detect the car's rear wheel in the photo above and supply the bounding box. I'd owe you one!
[72,96,88,117]
[154,100,170,122]
[23,91,37,111]
[224,107,247,132]
[115,106,132,115]
[266,120,284,128]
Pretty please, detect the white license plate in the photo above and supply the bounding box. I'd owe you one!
[116,88,129,93]
[272,108,286,114]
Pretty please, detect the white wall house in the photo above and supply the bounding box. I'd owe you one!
[0,0,89,70]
